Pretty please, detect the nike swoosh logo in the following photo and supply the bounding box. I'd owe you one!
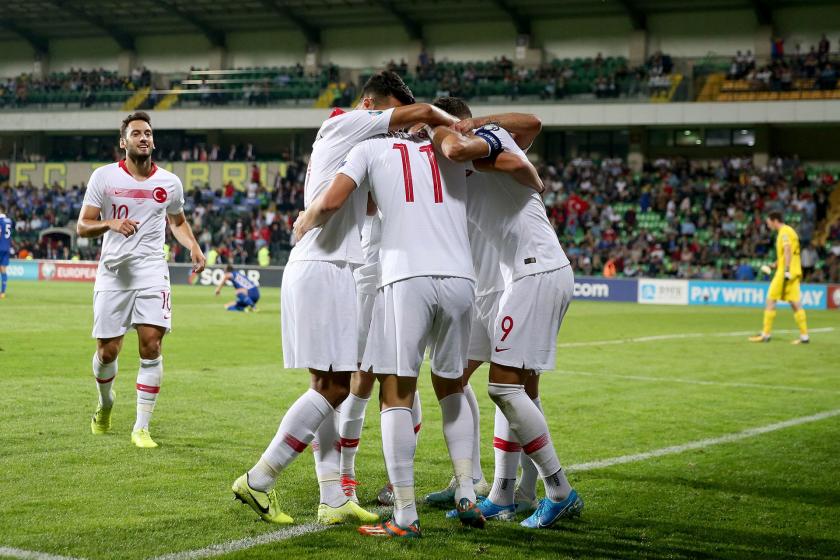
[249,489,270,513]
[114,190,126,195]
[163,314,171,320]
[495,347,510,352]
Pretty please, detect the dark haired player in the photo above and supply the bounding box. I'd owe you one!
[231,71,460,526]
[215,264,260,312]
[77,112,205,448]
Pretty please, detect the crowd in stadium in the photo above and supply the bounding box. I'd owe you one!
[726,34,839,90]
[2,155,838,283]
[0,66,152,108]
[389,50,671,100]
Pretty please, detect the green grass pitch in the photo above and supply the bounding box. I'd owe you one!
[1,282,839,559]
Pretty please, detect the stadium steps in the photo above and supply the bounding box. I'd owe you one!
[121,87,150,111]
[315,82,340,108]
[814,183,840,246]
[697,72,725,101]
[154,86,183,110]
[650,73,683,103]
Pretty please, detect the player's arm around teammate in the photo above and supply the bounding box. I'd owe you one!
[426,122,544,192]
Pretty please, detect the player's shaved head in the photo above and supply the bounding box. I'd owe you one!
[361,71,415,107]
[432,96,472,119]
[120,111,152,139]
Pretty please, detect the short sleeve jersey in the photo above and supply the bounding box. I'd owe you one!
[339,133,474,287]
[469,220,504,297]
[231,270,258,291]
[466,126,569,286]
[776,224,802,278]
[289,108,394,266]
[353,212,382,295]
[82,161,184,291]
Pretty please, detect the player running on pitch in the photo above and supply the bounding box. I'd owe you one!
[77,111,206,448]
[215,264,260,312]
[0,204,12,299]
[749,210,809,344]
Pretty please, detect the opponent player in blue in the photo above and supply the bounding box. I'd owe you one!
[0,204,12,299]
[215,264,260,312]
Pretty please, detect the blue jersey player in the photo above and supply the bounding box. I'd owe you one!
[215,264,260,312]
[0,204,12,299]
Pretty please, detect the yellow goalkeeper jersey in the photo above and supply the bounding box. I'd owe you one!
[776,224,802,278]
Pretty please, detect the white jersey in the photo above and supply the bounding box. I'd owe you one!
[353,212,382,295]
[466,126,569,285]
[340,132,474,287]
[289,108,395,265]
[469,222,504,297]
[82,161,184,291]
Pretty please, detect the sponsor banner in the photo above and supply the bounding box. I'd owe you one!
[573,277,637,302]
[169,264,285,288]
[829,285,840,310]
[39,261,98,282]
[688,280,827,310]
[8,161,290,191]
[6,259,39,280]
[638,278,689,305]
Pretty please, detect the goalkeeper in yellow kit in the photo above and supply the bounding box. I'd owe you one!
[749,211,809,344]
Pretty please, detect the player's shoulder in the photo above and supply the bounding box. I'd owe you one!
[320,109,382,134]
[477,124,522,154]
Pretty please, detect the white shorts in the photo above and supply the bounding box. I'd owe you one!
[491,266,573,373]
[467,290,503,363]
[356,290,377,364]
[92,286,172,339]
[362,276,474,379]
[281,260,358,372]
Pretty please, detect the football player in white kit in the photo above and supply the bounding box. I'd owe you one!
[231,71,460,527]
[427,102,546,516]
[341,204,424,508]
[76,112,206,449]
[294,129,486,537]
[429,98,584,529]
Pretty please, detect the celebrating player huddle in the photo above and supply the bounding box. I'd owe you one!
[78,71,581,539]
[230,71,582,537]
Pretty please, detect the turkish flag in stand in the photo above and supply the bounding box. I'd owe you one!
[567,194,589,215]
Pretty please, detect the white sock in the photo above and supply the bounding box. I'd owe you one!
[134,356,162,431]
[313,406,345,507]
[411,390,422,440]
[249,388,333,491]
[517,397,542,499]
[338,392,369,478]
[439,392,476,503]
[92,353,117,408]
[381,407,417,526]
[488,382,570,502]
[488,405,519,506]
[463,383,484,481]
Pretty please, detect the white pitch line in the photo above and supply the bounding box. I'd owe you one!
[0,547,86,560]
[558,327,835,348]
[558,369,840,394]
[566,408,840,473]
[148,524,328,560]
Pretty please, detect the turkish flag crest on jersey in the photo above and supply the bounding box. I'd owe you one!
[153,187,168,203]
